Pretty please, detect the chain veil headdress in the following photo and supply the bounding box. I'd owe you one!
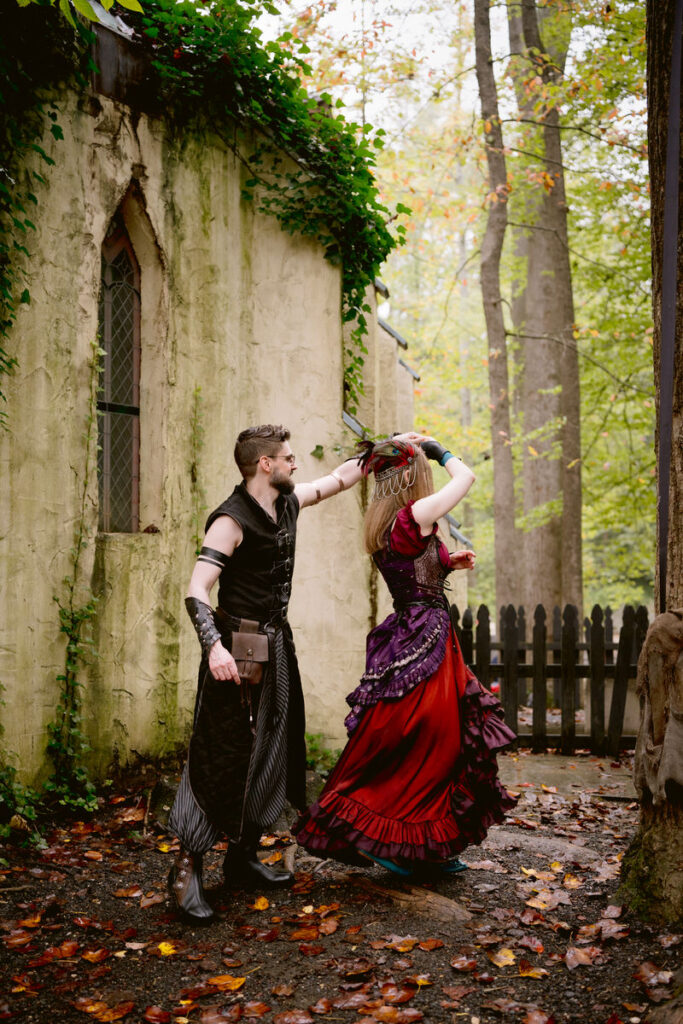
[356,439,419,501]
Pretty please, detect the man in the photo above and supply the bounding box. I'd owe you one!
[169,423,421,921]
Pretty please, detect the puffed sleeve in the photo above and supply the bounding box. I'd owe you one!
[389,500,438,556]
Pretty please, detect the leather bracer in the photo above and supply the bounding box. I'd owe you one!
[185,597,221,658]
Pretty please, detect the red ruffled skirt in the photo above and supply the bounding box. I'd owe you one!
[296,631,517,864]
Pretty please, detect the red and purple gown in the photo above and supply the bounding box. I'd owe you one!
[295,502,517,866]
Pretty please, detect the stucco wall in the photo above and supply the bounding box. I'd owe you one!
[0,83,396,777]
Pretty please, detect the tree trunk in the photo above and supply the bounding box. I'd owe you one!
[505,0,583,615]
[620,0,683,928]
[620,611,683,926]
[649,0,683,613]
[473,0,520,610]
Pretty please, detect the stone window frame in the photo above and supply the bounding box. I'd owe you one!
[96,182,167,536]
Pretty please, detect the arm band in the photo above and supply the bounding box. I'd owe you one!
[331,470,346,492]
[185,597,221,658]
[440,451,456,466]
[197,545,231,570]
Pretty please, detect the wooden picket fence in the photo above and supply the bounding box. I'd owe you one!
[450,603,650,756]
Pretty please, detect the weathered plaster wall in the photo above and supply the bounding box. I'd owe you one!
[0,84,397,776]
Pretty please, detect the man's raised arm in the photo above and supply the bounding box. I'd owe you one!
[295,432,426,509]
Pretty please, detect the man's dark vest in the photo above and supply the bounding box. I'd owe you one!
[205,482,299,622]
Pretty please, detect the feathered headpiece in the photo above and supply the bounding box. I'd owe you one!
[356,438,419,500]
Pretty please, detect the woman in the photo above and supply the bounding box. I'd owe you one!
[295,436,517,876]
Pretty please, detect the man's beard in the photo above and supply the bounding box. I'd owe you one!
[272,469,295,495]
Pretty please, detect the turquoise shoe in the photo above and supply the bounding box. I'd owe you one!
[360,850,413,878]
[440,858,469,874]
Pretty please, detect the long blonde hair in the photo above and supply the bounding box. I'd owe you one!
[364,449,434,554]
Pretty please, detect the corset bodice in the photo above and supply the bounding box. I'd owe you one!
[374,533,451,609]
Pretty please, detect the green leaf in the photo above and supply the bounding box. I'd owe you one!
[116,0,144,12]
[19,290,30,305]
[71,0,99,20]
[310,444,324,460]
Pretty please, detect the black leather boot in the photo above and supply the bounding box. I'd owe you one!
[168,848,214,921]
[223,840,295,889]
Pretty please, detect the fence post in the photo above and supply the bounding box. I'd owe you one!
[476,604,491,691]
[605,606,614,665]
[461,607,474,667]
[607,605,636,757]
[450,603,462,649]
[532,604,547,752]
[502,604,519,734]
[560,604,578,755]
[517,605,527,705]
[590,604,606,754]
[552,605,562,706]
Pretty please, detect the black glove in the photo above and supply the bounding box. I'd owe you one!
[420,439,449,462]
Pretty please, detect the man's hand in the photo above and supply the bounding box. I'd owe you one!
[208,640,242,684]
[449,549,476,571]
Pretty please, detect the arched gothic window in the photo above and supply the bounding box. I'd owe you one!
[97,212,141,533]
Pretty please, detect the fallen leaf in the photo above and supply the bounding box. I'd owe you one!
[299,943,325,956]
[272,983,295,997]
[518,958,549,978]
[4,930,33,948]
[599,919,629,941]
[308,998,332,1014]
[387,935,419,952]
[243,1003,271,1018]
[450,955,478,972]
[262,851,282,865]
[82,948,110,963]
[380,983,416,1004]
[474,971,495,984]
[523,1012,555,1024]
[250,897,269,911]
[157,941,180,956]
[140,892,164,909]
[97,1004,136,1023]
[488,948,515,968]
[517,935,544,953]
[331,992,373,1010]
[143,1008,171,1023]
[17,913,42,928]
[418,939,443,951]
[318,918,338,936]
[565,946,599,969]
[114,887,143,899]
[289,927,319,941]
[207,975,246,992]
[603,905,622,919]
[404,975,432,988]
[74,998,110,1016]
[633,961,673,987]
[441,985,476,1002]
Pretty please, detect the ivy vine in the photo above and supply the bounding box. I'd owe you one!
[0,7,93,428]
[132,0,404,410]
[43,341,102,814]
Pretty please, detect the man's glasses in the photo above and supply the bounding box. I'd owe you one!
[267,454,296,465]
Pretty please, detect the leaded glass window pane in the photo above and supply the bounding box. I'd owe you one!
[97,218,141,533]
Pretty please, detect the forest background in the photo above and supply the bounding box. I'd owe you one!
[258,0,653,616]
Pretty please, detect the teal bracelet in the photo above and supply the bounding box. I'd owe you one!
[440,451,455,466]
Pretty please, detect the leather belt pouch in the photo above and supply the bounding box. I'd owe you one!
[215,611,268,684]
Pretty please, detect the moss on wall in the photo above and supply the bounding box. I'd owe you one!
[0,83,410,779]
